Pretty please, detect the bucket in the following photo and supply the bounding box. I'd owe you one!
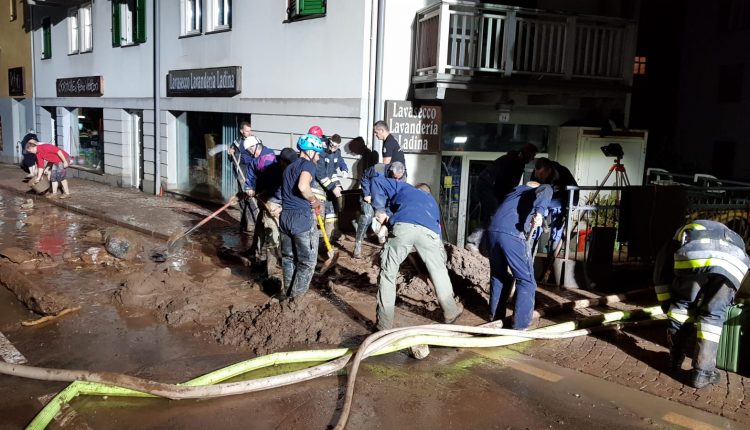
[31,177,50,194]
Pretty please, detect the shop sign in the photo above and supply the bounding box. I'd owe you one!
[384,100,441,154]
[8,67,24,96]
[167,66,241,97]
[56,76,103,97]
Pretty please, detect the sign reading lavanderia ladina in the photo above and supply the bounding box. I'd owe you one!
[167,66,241,97]
[384,100,442,154]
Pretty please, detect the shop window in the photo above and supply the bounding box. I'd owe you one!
[207,0,231,32]
[41,18,52,59]
[112,0,147,47]
[70,108,104,172]
[286,0,326,22]
[181,0,202,36]
[68,3,93,54]
[442,122,549,153]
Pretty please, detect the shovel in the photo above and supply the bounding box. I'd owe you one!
[316,213,339,275]
[167,196,238,250]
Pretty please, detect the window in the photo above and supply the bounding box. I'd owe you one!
[207,0,231,32]
[80,4,93,52]
[42,17,52,59]
[633,56,646,76]
[718,63,744,103]
[181,0,202,35]
[112,0,147,46]
[68,8,79,53]
[68,3,93,55]
[287,0,326,21]
[9,0,17,21]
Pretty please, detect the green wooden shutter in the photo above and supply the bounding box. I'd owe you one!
[135,0,147,43]
[42,19,52,59]
[112,1,121,47]
[298,0,326,16]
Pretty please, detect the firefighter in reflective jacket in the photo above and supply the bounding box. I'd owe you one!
[653,220,750,388]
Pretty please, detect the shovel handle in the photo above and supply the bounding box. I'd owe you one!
[317,213,334,253]
[169,198,236,245]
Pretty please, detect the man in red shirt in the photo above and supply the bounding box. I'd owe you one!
[26,139,72,198]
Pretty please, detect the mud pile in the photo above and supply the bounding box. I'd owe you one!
[214,296,349,356]
[115,267,251,327]
[0,247,71,315]
[445,243,490,299]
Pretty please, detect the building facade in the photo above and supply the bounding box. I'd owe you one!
[27,0,640,245]
[0,0,33,164]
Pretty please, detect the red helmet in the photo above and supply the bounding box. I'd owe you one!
[307,125,323,138]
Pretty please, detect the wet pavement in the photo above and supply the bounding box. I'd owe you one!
[0,163,747,429]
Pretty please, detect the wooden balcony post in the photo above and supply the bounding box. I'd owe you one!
[621,23,638,85]
[502,10,516,76]
[436,2,451,75]
[563,16,577,79]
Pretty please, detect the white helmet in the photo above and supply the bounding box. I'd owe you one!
[243,135,261,151]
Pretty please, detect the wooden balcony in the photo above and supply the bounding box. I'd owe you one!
[414,1,638,95]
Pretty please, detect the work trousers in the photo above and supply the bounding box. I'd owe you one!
[668,273,735,372]
[354,198,375,243]
[280,220,319,298]
[376,223,460,330]
[238,197,257,233]
[488,230,537,329]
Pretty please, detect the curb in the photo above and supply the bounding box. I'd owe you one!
[0,183,171,241]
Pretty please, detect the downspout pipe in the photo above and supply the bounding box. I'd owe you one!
[29,5,37,151]
[153,0,161,195]
[372,0,386,154]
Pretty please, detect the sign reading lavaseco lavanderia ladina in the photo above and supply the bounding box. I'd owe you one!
[384,100,441,154]
[56,76,103,97]
[167,66,241,97]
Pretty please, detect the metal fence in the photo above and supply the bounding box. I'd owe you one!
[559,185,750,266]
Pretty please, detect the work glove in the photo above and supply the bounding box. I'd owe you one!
[363,195,372,204]
[340,170,349,179]
[332,186,342,198]
[529,212,543,230]
[245,189,256,198]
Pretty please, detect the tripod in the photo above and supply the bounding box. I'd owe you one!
[541,158,629,284]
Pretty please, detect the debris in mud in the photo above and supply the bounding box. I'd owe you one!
[84,229,104,243]
[398,276,439,312]
[215,296,350,356]
[80,247,116,266]
[0,260,73,315]
[104,228,143,260]
[20,199,34,210]
[0,247,57,270]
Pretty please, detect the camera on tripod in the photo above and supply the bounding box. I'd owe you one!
[600,143,624,159]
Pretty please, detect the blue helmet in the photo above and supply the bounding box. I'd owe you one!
[297,134,325,153]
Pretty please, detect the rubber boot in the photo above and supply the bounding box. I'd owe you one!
[353,241,362,258]
[689,369,721,389]
[666,331,686,371]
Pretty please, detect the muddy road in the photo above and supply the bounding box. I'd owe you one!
[0,189,742,429]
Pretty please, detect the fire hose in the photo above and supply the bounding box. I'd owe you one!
[4,306,664,429]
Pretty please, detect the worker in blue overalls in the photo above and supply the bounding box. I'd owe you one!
[486,181,553,329]
[531,157,578,255]
[653,219,750,388]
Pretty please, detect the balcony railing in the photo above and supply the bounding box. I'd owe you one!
[414,1,637,82]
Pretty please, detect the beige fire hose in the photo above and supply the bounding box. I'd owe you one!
[4,306,664,429]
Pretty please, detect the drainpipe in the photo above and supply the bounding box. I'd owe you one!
[153,0,161,195]
[372,0,385,154]
[29,5,37,150]
[365,0,378,139]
